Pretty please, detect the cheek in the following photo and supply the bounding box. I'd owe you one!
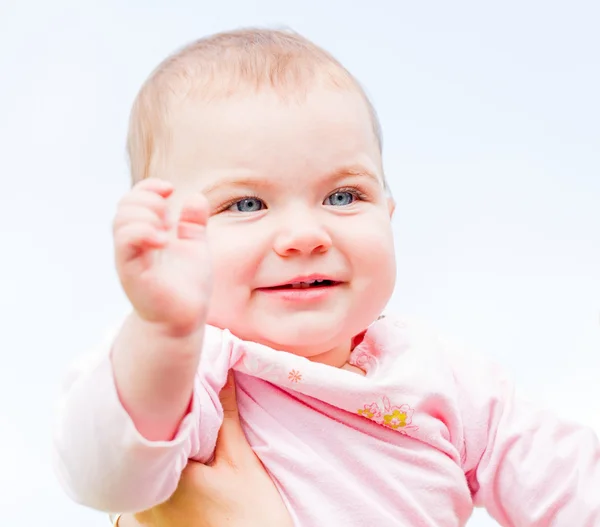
[206,224,270,330]
[344,217,396,286]
[345,213,395,259]
[207,224,264,293]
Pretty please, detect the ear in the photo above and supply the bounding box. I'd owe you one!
[387,197,396,218]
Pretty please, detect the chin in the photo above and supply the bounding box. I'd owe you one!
[212,308,367,353]
[265,337,339,358]
[251,319,353,355]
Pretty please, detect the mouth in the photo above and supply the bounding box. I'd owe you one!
[265,279,341,290]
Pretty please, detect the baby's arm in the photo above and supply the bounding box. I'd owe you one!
[53,179,225,513]
[52,323,232,514]
[111,312,204,442]
[450,342,600,524]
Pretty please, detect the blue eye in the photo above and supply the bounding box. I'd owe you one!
[229,197,265,212]
[325,191,355,207]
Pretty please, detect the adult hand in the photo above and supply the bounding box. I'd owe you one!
[119,373,293,527]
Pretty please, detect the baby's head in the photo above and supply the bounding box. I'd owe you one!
[127,28,396,365]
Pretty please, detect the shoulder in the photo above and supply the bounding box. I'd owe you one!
[370,313,495,377]
[369,312,446,355]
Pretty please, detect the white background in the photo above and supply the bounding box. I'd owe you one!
[0,1,598,525]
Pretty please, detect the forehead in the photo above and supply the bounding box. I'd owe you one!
[165,87,383,190]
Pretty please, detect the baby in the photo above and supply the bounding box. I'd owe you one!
[53,29,600,526]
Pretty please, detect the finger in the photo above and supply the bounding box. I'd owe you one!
[113,205,169,232]
[213,371,250,464]
[114,222,167,258]
[133,177,174,198]
[177,194,209,241]
[118,191,172,228]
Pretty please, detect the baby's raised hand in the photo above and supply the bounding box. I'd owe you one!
[113,178,212,337]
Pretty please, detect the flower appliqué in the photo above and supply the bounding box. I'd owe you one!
[357,396,418,435]
[350,348,372,370]
[357,402,382,421]
[288,369,302,383]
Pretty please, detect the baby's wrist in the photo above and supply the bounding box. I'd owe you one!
[132,310,206,341]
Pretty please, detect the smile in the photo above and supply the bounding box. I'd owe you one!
[266,279,340,290]
[256,276,345,302]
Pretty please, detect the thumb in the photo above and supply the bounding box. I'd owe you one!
[220,370,240,421]
[214,371,251,463]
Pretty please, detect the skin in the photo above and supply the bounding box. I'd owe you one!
[119,374,293,527]
[110,83,397,524]
[169,87,396,362]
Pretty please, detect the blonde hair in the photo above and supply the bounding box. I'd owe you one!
[126,28,383,185]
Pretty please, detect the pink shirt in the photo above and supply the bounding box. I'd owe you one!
[53,315,600,526]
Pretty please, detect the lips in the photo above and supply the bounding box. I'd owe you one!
[259,275,343,290]
[267,279,340,290]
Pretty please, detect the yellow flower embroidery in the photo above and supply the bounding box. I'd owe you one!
[357,403,381,421]
[358,408,375,419]
[383,409,408,429]
[357,399,417,435]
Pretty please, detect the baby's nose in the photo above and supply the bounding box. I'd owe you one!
[272,215,332,257]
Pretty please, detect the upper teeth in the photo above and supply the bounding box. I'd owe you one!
[291,279,326,289]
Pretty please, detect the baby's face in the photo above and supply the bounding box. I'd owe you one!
[165,87,396,358]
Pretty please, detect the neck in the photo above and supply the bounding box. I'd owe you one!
[305,339,353,368]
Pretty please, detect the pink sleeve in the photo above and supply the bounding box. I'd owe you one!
[449,342,600,524]
[52,325,235,514]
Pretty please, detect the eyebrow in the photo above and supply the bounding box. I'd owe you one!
[202,164,383,194]
[324,165,382,186]
[202,175,275,195]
